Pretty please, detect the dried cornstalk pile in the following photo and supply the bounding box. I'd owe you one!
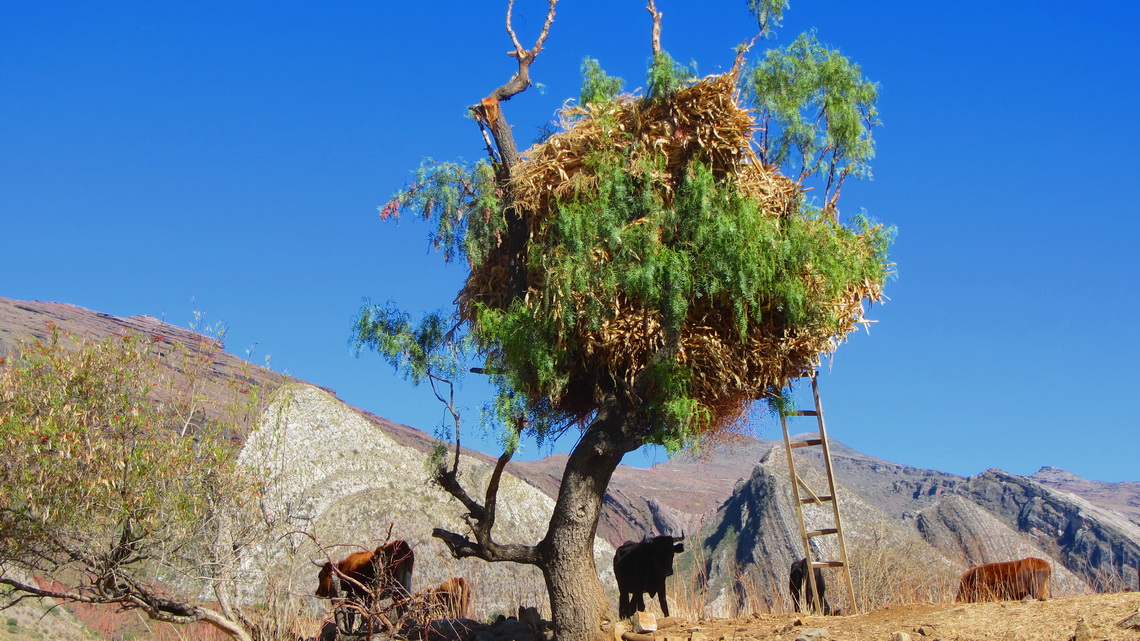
[511,72,797,220]
[461,71,884,430]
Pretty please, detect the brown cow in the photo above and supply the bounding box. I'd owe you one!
[315,539,416,613]
[417,577,470,620]
[956,557,1051,602]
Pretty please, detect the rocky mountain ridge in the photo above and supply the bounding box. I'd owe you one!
[2,296,1139,624]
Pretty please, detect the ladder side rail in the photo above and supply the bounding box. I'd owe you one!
[811,375,857,614]
[781,411,821,614]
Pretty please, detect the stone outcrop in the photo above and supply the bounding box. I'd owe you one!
[954,469,1140,591]
[694,448,957,616]
[1031,466,1140,530]
[238,384,618,616]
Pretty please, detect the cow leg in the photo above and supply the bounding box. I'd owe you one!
[335,605,353,635]
[658,586,670,618]
[619,591,631,619]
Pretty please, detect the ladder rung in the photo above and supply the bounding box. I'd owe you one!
[789,439,823,449]
[801,495,833,504]
[805,528,838,538]
[786,410,819,416]
[812,561,846,568]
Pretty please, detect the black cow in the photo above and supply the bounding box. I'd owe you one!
[789,558,833,615]
[613,535,684,619]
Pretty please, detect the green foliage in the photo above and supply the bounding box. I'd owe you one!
[646,360,707,453]
[748,31,879,204]
[579,58,624,106]
[369,35,892,453]
[514,148,890,442]
[0,323,269,625]
[426,442,448,476]
[647,53,697,100]
[352,302,465,386]
[747,0,789,38]
[381,159,500,265]
[765,387,797,417]
[1,329,219,551]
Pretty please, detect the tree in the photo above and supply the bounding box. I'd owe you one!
[355,3,893,640]
[0,324,276,641]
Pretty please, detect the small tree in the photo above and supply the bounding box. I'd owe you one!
[356,3,892,640]
[0,324,274,641]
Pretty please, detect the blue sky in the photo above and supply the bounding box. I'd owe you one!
[3,1,1138,482]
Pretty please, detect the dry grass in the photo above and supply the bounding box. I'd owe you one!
[655,592,1140,641]
[844,526,960,612]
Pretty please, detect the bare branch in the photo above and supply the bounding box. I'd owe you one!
[504,0,526,55]
[481,445,514,533]
[1,564,253,641]
[531,0,558,60]
[433,467,487,521]
[430,419,530,565]
[431,528,539,565]
[487,0,558,103]
[0,577,97,604]
[473,0,558,173]
[732,34,761,76]
[647,0,663,57]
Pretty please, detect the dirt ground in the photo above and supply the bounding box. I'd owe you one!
[650,593,1140,641]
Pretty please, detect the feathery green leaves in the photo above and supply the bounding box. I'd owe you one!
[748,31,879,207]
[580,58,624,106]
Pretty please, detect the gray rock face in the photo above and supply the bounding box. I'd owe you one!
[955,469,1140,590]
[238,384,617,617]
[1030,466,1140,531]
[785,432,962,518]
[692,454,1140,612]
[912,493,1087,596]
[694,449,957,616]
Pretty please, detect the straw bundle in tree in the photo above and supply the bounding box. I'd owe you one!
[456,67,889,442]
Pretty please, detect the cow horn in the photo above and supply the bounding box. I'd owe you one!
[311,559,326,568]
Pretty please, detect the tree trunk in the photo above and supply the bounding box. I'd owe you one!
[538,397,642,641]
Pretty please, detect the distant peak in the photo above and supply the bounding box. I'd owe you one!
[1030,466,1085,483]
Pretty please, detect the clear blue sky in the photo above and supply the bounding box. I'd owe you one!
[3,1,1138,482]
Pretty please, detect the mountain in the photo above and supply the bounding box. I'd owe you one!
[1030,465,1140,529]
[3,295,1139,631]
[690,442,1140,616]
[0,296,610,620]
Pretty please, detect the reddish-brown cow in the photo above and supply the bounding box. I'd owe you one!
[956,557,1051,602]
[418,577,470,620]
[315,539,416,611]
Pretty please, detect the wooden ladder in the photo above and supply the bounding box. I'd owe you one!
[779,372,857,615]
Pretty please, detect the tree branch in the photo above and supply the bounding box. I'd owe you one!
[473,0,558,170]
[0,569,253,641]
[431,527,539,565]
[426,373,463,476]
[646,0,662,58]
[431,418,538,564]
[481,439,516,534]
[433,467,487,522]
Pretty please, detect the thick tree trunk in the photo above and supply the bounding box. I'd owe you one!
[538,397,643,641]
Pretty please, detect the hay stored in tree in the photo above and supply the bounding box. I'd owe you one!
[458,68,890,447]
